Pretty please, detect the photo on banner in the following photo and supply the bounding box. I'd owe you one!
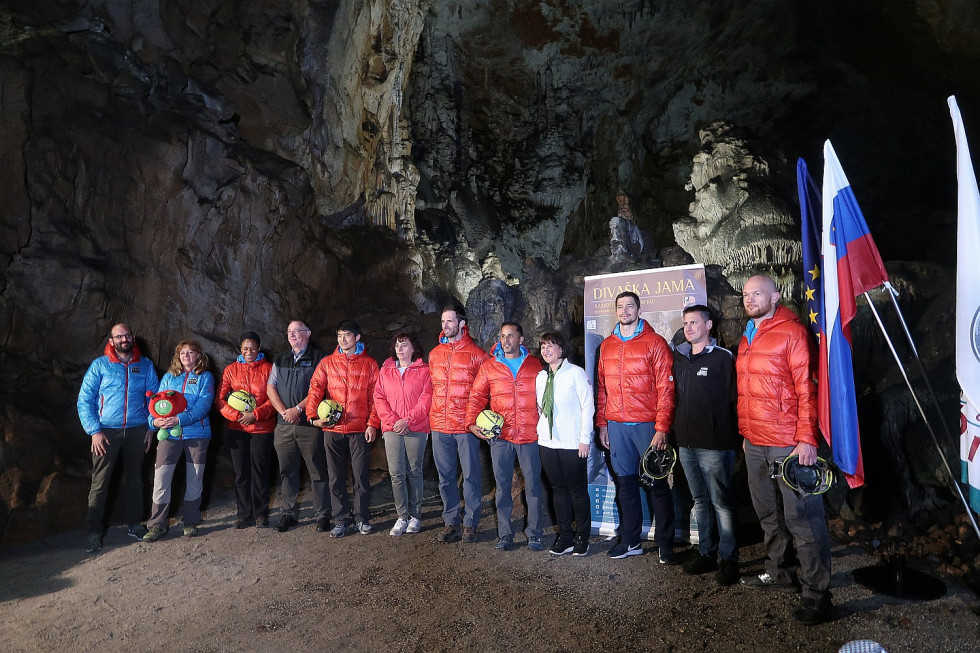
[584,264,707,538]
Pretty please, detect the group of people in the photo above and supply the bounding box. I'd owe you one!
[76,273,833,627]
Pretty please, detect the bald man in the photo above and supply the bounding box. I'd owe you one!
[735,275,831,626]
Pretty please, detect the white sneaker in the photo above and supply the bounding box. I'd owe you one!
[406,517,421,534]
[356,521,373,535]
[390,518,408,537]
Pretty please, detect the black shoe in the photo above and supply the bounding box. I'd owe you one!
[739,572,801,593]
[127,524,148,540]
[682,553,718,575]
[276,515,298,533]
[715,560,740,586]
[255,516,269,529]
[315,517,330,533]
[550,535,574,556]
[792,595,832,626]
[494,536,513,551]
[235,518,253,530]
[608,541,643,559]
[659,546,681,565]
[572,538,590,557]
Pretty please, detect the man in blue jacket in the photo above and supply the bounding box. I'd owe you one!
[77,323,159,553]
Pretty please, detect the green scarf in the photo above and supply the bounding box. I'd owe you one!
[542,360,562,438]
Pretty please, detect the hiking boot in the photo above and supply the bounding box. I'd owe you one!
[234,518,252,530]
[390,518,408,537]
[315,517,330,533]
[494,536,513,551]
[84,533,103,554]
[127,524,148,540]
[406,517,421,534]
[277,515,298,533]
[461,526,477,543]
[436,525,460,543]
[608,541,643,559]
[659,547,681,565]
[183,525,198,537]
[740,572,801,593]
[255,517,269,529]
[716,560,740,586]
[142,526,167,542]
[330,523,349,538]
[572,537,590,557]
[356,521,373,535]
[792,595,832,626]
[550,535,574,556]
[682,553,718,575]
[527,536,543,551]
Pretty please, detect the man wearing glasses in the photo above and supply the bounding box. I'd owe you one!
[77,323,159,553]
[267,320,329,533]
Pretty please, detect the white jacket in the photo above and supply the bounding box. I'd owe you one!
[535,360,595,450]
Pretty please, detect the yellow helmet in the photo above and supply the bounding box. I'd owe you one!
[317,399,343,427]
[475,409,504,438]
[227,390,257,413]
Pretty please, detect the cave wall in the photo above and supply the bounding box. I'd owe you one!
[0,0,979,542]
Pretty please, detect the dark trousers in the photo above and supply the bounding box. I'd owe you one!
[85,426,146,534]
[324,431,371,525]
[274,423,329,520]
[227,430,274,522]
[539,446,590,539]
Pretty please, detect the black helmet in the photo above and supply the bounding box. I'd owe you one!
[639,445,677,486]
[769,455,835,496]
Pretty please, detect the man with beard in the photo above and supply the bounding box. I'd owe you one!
[428,305,490,543]
[737,275,832,626]
[596,291,677,561]
[77,323,159,553]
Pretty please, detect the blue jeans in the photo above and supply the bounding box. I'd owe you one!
[679,447,738,561]
[431,431,483,528]
[607,421,674,548]
[489,439,544,539]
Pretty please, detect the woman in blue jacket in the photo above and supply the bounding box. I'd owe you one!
[144,340,215,541]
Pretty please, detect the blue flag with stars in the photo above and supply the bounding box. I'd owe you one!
[798,158,824,343]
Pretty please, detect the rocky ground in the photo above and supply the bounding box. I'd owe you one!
[1,478,978,653]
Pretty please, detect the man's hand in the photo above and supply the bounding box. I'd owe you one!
[470,425,489,440]
[791,441,818,466]
[598,426,609,449]
[392,419,409,435]
[312,418,326,429]
[578,443,590,458]
[238,411,257,426]
[143,430,155,453]
[651,431,668,451]
[365,426,378,443]
[91,432,109,456]
[281,406,301,424]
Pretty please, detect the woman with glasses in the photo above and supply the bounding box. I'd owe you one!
[143,340,215,541]
[216,331,276,529]
[536,331,594,556]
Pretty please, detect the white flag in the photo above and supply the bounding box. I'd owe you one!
[949,96,980,409]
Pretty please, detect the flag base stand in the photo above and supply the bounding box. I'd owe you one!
[852,556,946,601]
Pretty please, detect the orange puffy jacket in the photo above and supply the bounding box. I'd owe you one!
[305,345,380,433]
[464,345,543,445]
[428,326,490,433]
[216,356,276,433]
[596,320,675,433]
[736,304,818,447]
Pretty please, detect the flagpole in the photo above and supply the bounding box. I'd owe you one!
[864,289,980,540]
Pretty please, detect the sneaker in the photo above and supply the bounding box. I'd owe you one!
[315,517,330,533]
[276,515,298,533]
[330,523,349,538]
[142,526,167,542]
[255,517,269,529]
[527,536,543,551]
[183,525,198,537]
[436,525,460,543]
[716,560,740,586]
[792,595,832,626]
[234,518,252,530]
[550,535,574,556]
[84,533,103,554]
[390,518,408,537]
[494,536,513,551]
[740,572,801,593]
[127,524,148,540]
[356,521,373,535]
[682,553,718,575]
[572,538,590,557]
[659,547,681,565]
[608,541,643,559]
[461,526,477,543]
[406,517,421,534]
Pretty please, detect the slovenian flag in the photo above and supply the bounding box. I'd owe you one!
[949,95,980,513]
[797,158,831,447]
[821,141,889,488]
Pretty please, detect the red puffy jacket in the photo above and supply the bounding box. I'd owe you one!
[216,357,276,433]
[374,357,433,433]
[464,346,543,445]
[428,326,490,433]
[736,304,818,447]
[596,320,675,433]
[306,346,380,433]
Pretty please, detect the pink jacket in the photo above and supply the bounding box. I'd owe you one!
[373,357,433,433]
